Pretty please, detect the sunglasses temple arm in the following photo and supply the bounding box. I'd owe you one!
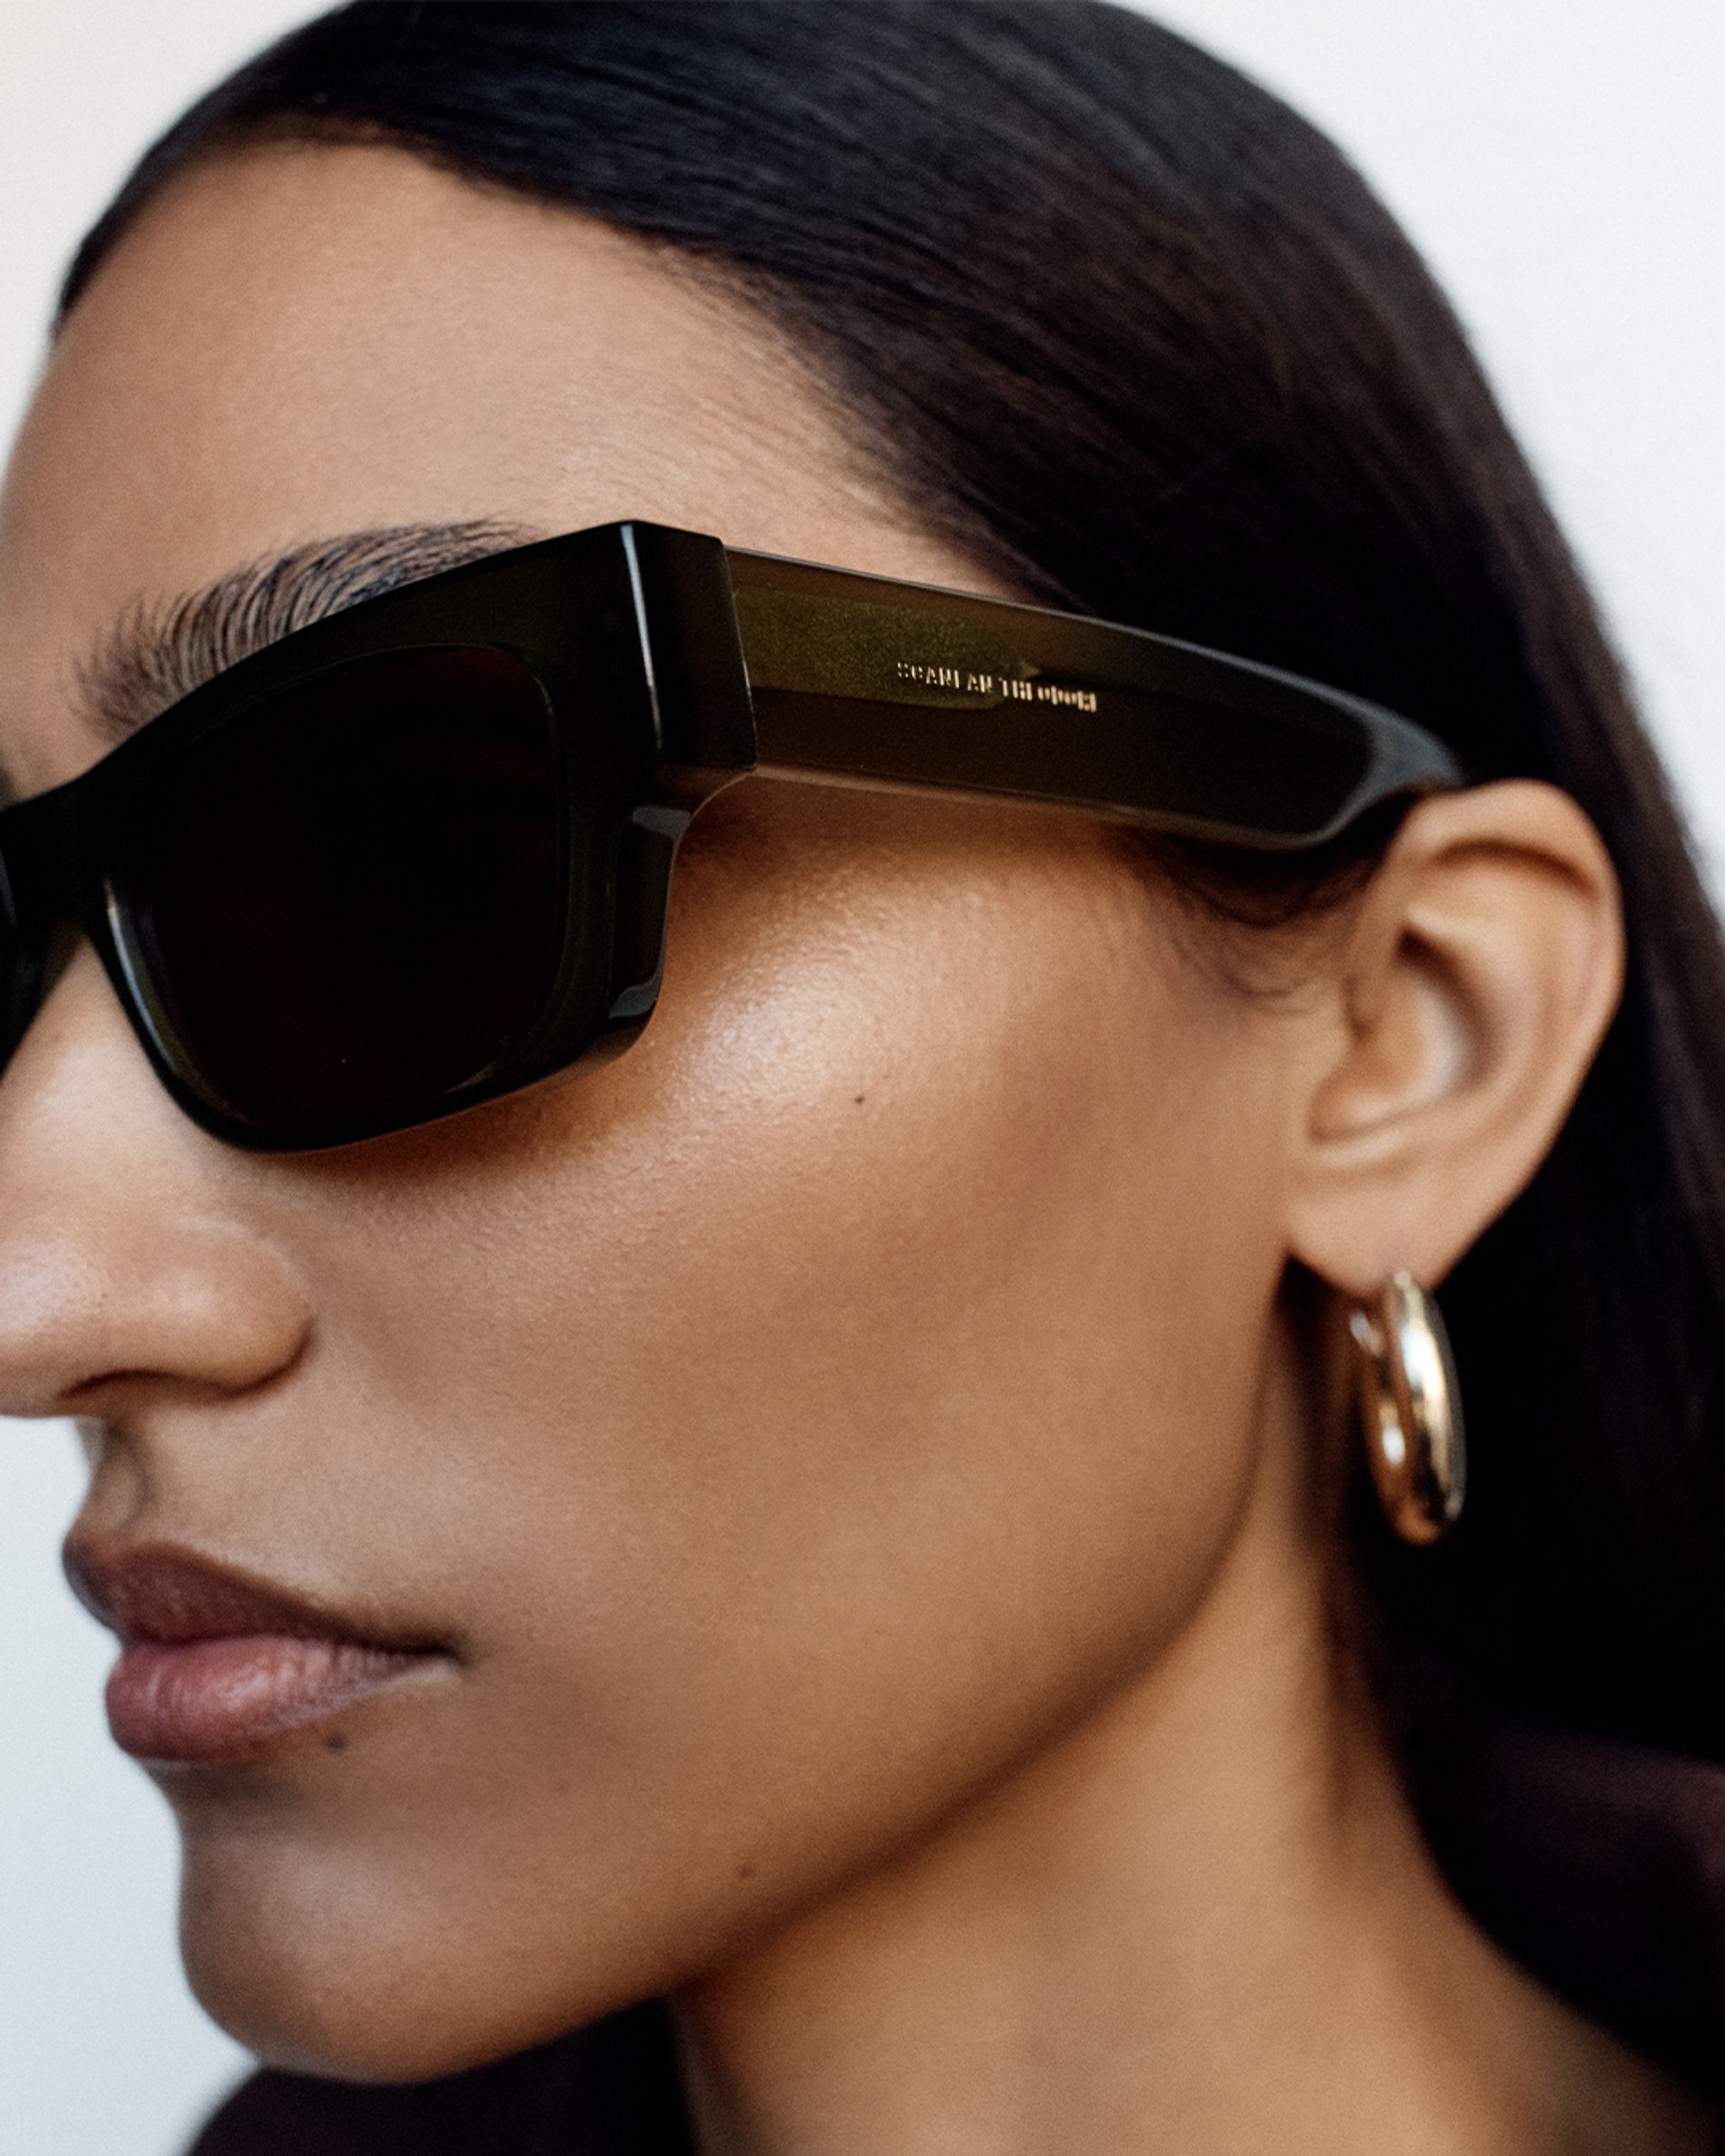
[719,549,1461,851]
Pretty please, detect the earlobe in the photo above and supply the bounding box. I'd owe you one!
[1288,781,1624,1296]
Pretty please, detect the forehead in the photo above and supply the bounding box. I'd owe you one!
[0,140,963,797]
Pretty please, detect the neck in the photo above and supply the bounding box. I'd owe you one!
[672,1429,1708,2156]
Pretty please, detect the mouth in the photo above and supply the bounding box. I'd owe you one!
[64,1541,453,1766]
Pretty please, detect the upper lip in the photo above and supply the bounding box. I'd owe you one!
[63,1539,424,1652]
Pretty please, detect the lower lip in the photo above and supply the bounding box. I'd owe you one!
[107,1635,438,1763]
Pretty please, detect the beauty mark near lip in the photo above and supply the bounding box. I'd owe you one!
[106,1634,435,1762]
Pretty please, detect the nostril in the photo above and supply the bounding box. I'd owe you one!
[0,1221,310,1422]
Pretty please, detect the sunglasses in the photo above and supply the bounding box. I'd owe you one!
[0,522,1459,1152]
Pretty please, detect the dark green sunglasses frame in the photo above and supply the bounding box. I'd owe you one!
[0,520,1460,1153]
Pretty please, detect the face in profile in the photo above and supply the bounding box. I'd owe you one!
[0,128,1655,2143]
[0,140,1284,2075]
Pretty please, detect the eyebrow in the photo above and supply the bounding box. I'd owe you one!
[75,518,538,747]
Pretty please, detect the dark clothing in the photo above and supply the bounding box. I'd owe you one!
[1409,1688,1725,2088]
[188,2004,692,2156]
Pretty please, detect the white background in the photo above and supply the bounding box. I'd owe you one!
[1,4,1721,2152]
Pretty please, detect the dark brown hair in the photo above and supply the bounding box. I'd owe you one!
[68,0,1725,2089]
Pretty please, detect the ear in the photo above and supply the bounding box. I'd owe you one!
[1285,781,1624,1296]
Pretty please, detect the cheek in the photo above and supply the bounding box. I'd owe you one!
[172,853,1289,2077]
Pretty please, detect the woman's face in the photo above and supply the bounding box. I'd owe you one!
[0,146,1310,2076]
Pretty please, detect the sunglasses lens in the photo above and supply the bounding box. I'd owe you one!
[114,647,563,1137]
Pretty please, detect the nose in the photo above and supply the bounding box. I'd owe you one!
[0,944,310,1418]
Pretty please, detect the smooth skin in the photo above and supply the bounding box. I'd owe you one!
[0,144,1708,2155]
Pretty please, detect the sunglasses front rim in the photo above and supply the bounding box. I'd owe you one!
[10,534,678,1149]
[0,518,1464,1153]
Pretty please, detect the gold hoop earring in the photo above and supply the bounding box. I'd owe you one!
[1348,1272,1466,1544]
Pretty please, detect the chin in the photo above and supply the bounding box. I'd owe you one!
[172,1824,643,2084]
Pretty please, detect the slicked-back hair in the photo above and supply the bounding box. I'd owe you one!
[63,0,1725,2086]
